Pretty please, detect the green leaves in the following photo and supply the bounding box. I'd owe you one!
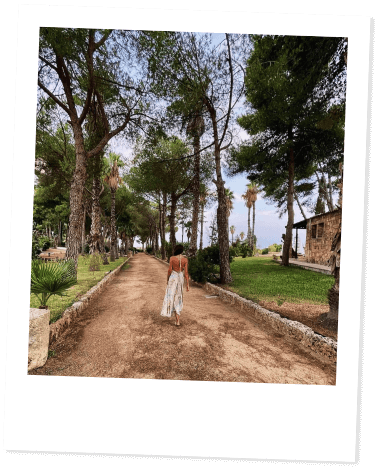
[30,259,77,307]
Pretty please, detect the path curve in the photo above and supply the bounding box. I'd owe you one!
[30,253,336,384]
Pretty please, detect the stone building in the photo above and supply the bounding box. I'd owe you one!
[292,209,342,266]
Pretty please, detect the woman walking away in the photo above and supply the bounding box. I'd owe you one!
[160,244,190,326]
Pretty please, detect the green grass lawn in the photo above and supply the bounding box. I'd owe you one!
[30,255,129,324]
[228,256,334,305]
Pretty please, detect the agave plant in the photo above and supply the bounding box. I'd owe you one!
[30,259,77,308]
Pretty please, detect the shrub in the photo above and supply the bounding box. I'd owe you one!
[188,245,235,283]
[262,248,269,255]
[240,244,253,258]
[229,246,240,258]
[188,255,212,283]
[38,236,53,251]
[31,238,41,260]
[104,245,110,253]
[88,253,102,272]
[146,246,153,254]
[268,243,282,252]
[30,259,77,308]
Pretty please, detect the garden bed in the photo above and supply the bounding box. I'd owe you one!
[30,254,129,324]
[227,256,337,340]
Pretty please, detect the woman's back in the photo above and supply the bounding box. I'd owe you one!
[170,255,188,272]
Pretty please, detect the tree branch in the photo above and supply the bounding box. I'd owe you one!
[37,79,71,115]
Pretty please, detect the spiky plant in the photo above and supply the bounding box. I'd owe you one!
[30,259,77,308]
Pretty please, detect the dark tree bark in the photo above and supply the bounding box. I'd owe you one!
[110,189,117,262]
[65,120,88,269]
[199,203,205,250]
[188,133,200,258]
[160,193,167,260]
[281,136,295,267]
[168,193,178,259]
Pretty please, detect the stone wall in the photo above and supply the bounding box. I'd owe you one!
[49,257,131,344]
[305,210,341,266]
[153,255,337,363]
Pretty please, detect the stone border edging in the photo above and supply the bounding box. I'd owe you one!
[49,256,131,344]
[153,255,337,363]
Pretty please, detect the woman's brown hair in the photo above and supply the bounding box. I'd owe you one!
[173,244,184,255]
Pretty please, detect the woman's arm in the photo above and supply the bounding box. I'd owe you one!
[167,257,172,283]
[185,258,190,291]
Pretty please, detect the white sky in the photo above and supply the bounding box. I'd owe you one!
[10,8,371,462]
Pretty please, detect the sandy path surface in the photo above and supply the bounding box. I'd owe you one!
[30,253,336,384]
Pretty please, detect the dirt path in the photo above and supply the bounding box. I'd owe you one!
[30,253,336,384]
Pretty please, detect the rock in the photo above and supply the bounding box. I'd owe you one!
[28,308,50,372]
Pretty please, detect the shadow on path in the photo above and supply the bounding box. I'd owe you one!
[30,253,336,384]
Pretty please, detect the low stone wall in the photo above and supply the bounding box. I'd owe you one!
[204,283,337,363]
[49,256,131,344]
[153,255,337,363]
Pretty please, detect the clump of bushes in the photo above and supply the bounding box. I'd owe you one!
[268,243,282,252]
[261,248,269,255]
[146,246,153,254]
[31,232,55,259]
[188,245,235,283]
[88,253,103,272]
[240,244,253,258]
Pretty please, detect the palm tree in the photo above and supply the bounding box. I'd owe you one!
[87,99,109,264]
[242,182,259,250]
[240,231,244,241]
[104,154,123,262]
[230,225,236,245]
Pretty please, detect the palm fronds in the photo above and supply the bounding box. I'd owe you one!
[30,259,77,307]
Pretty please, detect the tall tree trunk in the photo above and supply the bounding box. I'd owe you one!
[65,120,88,270]
[110,189,117,262]
[168,193,178,260]
[328,174,333,210]
[251,201,256,250]
[247,206,251,248]
[294,191,307,220]
[189,134,200,258]
[58,221,62,246]
[160,193,167,260]
[282,138,295,267]
[155,226,159,256]
[81,206,86,254]
[199,204,204,251]
[89,172,108,264]
[214,145,232,284]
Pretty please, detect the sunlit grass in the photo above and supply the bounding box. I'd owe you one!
[228,256,334,305]
[30,255,129,324]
